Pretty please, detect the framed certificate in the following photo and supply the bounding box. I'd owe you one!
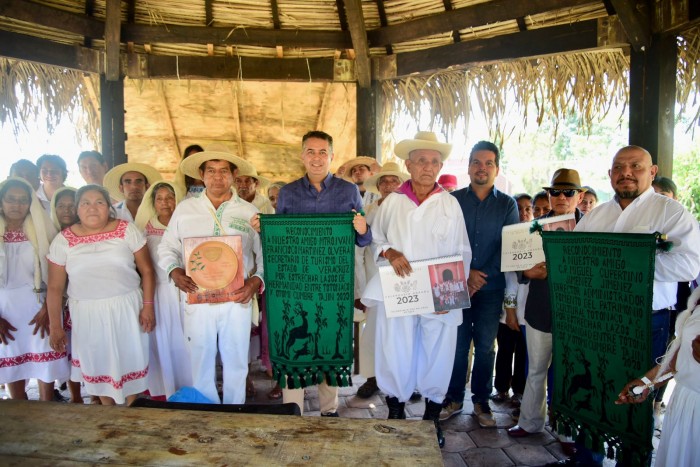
[379,254,469,318]
[183,235,244,304]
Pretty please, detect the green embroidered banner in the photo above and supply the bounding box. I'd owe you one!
[542,232,656,465]
[260,214,355,389]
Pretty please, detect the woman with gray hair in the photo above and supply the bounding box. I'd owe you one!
[47,185,156,405]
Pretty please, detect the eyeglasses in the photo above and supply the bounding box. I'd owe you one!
[548,189,579,198]
[2,196,31,205]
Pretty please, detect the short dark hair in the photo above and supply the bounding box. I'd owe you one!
[582,186,598,201]
[652,177,677,197]
[119,171,148,185]
[77,151,106,165]
[469,141,500,167]
[9,159,38,177]
[302,131,333,153]
[533,190,549,204]
[514,193,532,202]
[183,145,204,158]
[36,154,68,179]
[198,159,237,174]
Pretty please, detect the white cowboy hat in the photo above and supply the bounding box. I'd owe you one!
[103,163,163,202]
[342,156,382,182]
[180,143,254,181]
[364,162,410,194]
[394,131,452,161]
[235,165,271,190]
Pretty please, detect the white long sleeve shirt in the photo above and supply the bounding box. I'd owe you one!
[575,187,700,310]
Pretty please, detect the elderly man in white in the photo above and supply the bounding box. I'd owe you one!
[361,131,472,448]
[158,146,264,404]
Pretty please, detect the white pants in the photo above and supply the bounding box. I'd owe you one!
[519,322,552,433]
[375,304,457,404]
[283,381,338,415]
[359,307,378,378]
[183,301,251,404]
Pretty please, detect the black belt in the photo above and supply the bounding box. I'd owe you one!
[652,307,673,314]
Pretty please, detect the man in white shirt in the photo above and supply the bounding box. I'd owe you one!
[344,156,381,207]
[103,163,162,222]
[575,145,700,366]
[158,147,264,404]
[361,131,472,448]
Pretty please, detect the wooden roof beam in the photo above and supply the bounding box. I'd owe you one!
[608,0,651,51]
[344,0,372,88]
[105,0,121,80]
[388,19,601,78]
[0,0,103,38]
[368,0,594,47]
[0,29,102,73]
[126,54,356,81]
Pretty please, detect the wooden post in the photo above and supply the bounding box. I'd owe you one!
[356,82,380,158]
[628,34,676,176]
[100,74,127,167]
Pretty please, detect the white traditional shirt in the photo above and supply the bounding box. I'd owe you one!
[251,193,275,215]
[36,185,52,213]
[354,200,381,300]
[362,185,472,325]
[575,187,700,310]
[158,189,264,286]
[361,190,380,208]
[113,201,135,223]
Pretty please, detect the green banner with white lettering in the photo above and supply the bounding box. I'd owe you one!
[542,232,656,465]
[260,214,355,389]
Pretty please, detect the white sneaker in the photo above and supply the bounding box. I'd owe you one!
[439,401,463,421]
[473,402,496,428]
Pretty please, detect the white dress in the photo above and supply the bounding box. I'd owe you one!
[0,231,69,383]
[144,220,192,398]
[655,307,700,467]
[47,220,149,404]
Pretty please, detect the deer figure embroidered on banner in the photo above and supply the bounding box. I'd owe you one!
[286,303,309,356]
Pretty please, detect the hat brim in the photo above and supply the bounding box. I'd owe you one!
[103,163,163,202]
[365,170,410,195]
[180,151,254,181]
[342,157,381,182]
[394,140,452,161]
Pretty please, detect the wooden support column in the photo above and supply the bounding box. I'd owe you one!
[628,34,676,176]
[100,75,126,167]
[356,81,381,158]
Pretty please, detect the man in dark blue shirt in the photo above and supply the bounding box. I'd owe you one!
[252,130,371,416]
[441,141,519,427]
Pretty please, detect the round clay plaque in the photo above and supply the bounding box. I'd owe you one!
[188,240,238,290]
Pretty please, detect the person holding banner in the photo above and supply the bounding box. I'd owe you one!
[575,146,700,371]
[251,130,370,416]
[158,146,264,405]
[508,169,585,442]
[615,287,700,467]
[361,131,472,448]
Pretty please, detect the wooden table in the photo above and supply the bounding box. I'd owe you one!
[0,400,443,465]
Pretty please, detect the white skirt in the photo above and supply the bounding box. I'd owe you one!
[69,289,149,404]
[0,285,70,384]
[655,382,700,467]
[147,281,192,398]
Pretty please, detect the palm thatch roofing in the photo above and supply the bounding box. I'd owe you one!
[1,1,698,180]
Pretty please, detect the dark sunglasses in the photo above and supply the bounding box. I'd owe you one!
[548,189,579,197]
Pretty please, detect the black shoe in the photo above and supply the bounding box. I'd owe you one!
[53,389,69,403]
[386,396,406,419]
[321,412,339,417]
[423,399,445,448]
[356,377,379,398]
[409,391,422,401]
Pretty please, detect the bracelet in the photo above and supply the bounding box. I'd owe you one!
[503,294,517,308]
